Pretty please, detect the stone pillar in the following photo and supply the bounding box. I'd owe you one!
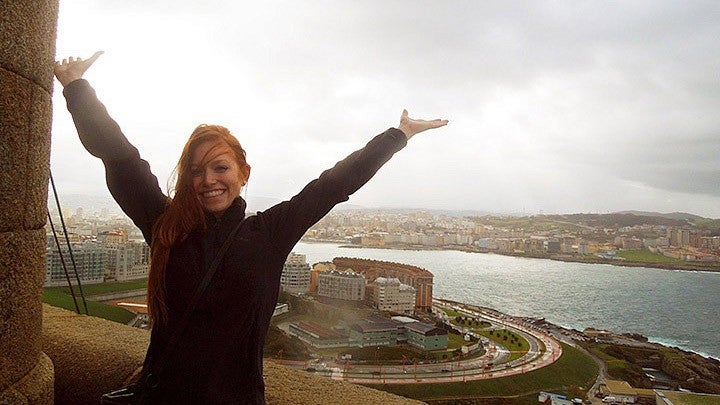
[0,1,59,403]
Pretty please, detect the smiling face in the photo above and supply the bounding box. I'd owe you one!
[190,140,247,216]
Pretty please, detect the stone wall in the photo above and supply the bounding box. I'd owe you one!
[43,305,423,405]
[0,1,59,403]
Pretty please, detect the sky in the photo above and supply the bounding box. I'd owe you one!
[51,1,720,218]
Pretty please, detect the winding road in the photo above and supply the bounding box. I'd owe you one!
[273,300,563,384]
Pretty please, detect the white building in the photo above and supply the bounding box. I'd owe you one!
[45,240,105,286]
[280,252,311,294]
[373,277,415,314]
[317,270,365,301]
[105,240,150,281]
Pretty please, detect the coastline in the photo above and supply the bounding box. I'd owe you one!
[301,239,720,273]
[436,297,720,363]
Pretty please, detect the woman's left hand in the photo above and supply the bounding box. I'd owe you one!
[397,109,449,140]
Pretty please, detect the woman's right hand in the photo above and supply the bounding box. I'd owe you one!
[54,51,104,87]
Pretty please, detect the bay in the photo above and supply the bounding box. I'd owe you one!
[293,242,720,360]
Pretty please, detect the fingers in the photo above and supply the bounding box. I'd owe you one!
[432,119,449,128]
[56,51,103,66]
[87,51,104,64]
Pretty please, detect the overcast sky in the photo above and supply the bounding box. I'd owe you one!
[51,1,720,218]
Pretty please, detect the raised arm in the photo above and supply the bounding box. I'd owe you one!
[262,111,448,256]
[55,52,167,242]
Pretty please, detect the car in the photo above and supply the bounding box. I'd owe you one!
[602,396,617,404]
[441,368,451,373]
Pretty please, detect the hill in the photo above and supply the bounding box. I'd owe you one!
[615,211,706,221]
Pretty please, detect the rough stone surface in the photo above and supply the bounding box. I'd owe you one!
[0,229,45,391]
[42,305,422,405]
[0,352,54,405]
[0,69,52,233]
[264,361,424,405]
[42,305,149,404]
[0,1,58,403]
[0,0,59,92]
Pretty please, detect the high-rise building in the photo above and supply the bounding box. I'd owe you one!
[45,240,105,286]
[333,258,434,312]
[373,277,415,314]
[105,240,150,281]
[317,270,365,301]
[309,261,335,292]
[280,253,311,294]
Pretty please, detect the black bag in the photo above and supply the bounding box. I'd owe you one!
[100,221,243,404]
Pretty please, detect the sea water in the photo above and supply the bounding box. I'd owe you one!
[294,242,720,360]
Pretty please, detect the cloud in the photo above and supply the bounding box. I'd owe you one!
[51,1,720,217]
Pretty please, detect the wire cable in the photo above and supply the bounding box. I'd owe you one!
[49,171,89,315]
[47,211,81,314]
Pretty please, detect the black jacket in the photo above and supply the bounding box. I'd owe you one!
[62,79,407,404]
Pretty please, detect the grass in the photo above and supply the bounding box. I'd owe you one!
[480,329,530,362]
[442,308,463,318]
[43,288,136,324]
[45,278,148,296]
[617,250,684,264]
[662,391,720,405]
[582,343,655,387]
[447,333,467,350]
[442,308,492,329]
[364,343,598,401]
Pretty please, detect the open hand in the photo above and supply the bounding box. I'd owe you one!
[54,51,104,87]
[397,109,449,140]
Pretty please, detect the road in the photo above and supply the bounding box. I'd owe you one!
[273,301,563,384]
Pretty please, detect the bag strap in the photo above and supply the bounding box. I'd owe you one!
[146,219,244,386]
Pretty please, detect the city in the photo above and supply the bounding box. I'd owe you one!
[5,1,720,404]
[305,210,720,269]
[40,202,720,404]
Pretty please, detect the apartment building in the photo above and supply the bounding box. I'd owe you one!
[105,240,150,281]
[45,240,105,286]
[280,252,311,294]
[317,270,365,301]
[372,277,415,314]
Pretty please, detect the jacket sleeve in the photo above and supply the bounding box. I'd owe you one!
[261,128,408,256]
[62,79,168,243]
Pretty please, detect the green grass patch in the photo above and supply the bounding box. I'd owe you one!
[662,390,720,405]
[364,343,598,401]
[45,278,148,296]
[447,333,467,350]
[616,250,684,264]
[43,289,136,324]
[443,308,492,329]
[442,308,463,318]
[479,329,530,362]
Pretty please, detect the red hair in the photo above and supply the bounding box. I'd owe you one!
[148,124,250,325]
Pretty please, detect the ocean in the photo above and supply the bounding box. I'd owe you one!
[294,242,720,360]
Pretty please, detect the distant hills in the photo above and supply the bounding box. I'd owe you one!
[615,211,706,221]
[540,213,689,228]
[50,194,714,224]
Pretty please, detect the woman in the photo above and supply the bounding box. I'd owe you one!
[55,51,447,404]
